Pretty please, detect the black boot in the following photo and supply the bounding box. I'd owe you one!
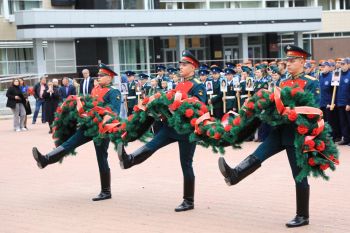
[117,144,154,169]
[92,171,112,201]
[32,146,66,169]
[175,178,195,212]
[286,186,310,228]
[218,155,261,186]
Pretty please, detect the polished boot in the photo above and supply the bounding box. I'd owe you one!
[92,171,112,201]
[32,146,66,169]
[117,144,153,169]
[218,154,261,186]
[286,186,310,228]
[175,179,195,212]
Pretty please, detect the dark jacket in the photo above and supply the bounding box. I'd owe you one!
[33,82,48,100]
[43,86,60,123]
[59,85,76,100]
[79,77,94,95]
[6,85,25,109]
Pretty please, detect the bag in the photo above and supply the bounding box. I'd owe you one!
[25,101,32,115]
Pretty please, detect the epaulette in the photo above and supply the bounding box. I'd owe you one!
[111,86,117,89]
[193,78,201,84]
[304,75,317,81]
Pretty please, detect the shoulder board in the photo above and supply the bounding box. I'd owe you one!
[192,78,201,84]
[304,75,317,81]
[111,86,117,89]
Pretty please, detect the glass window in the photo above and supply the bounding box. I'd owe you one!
[123,0,144,9]
[0,47,35,75]
[318,0,336,10]
[210,2,227,9]
[8,0,42,14]
[45,40,76,74]
[266,1,279,7]
[7,48,33,61]
[223,37,239,46]
[119,39,147,73]
[184,2,202,9]
[106,0,122,9]
[240,1,261,8]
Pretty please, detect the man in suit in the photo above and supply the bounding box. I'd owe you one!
[80,69,94,96]
[218,45,320,228]
[59,77,76,100]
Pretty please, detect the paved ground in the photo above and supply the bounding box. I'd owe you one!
[0,118,349,233]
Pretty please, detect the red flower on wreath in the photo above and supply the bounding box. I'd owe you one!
[185,109,194,118]
[166,91,174,100]
[311,128,320,136]
[316,141,325,152]
[246,111,253,118]
[190,118,197,127]
[320,163,330,171]
[291,87,304,97]
[304,139,315,149]
[224,125,232,132]
[288,110,298,122]
[56,107,62,113]
[297,125,309,135]
[247,101,255,110]
[233,116,241,126]
[200,104,208,113]
[154,92,161,99]
[127,114,134,121]
[214,132,221,140]
[308,157,316,166]
[69,101,75,107]
[256,90,263,98]
[269,93,275,102]
[197,110,204,116]
[169,100,182,111]
[92,101,98,106]
[120,122,127,130]
[133,105,140,112]
[142,97,150,105]
[307,114,317,119]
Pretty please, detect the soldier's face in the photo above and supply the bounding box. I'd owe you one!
[179,62,195,78]
[150,79,157,87]
[286,58,304,75]
[226,74,233,80]
[200,75,207,82]
[341,63,349,72]
[98,74,112,86]
[127,75,134,82]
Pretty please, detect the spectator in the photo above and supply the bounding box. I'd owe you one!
[43,80,60,134]
[32,76,48,124]
[80,69,94,96]
[59,77,76,100]
[19,78,31,129]
[6,79,27,132]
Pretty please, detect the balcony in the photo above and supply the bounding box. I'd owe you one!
[15,7,322,39]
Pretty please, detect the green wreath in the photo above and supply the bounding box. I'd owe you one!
[52,86,339,181]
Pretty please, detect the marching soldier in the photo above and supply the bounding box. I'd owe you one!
[208,66,224,119]
[167,67,180,89]
[117,50,206,212]
[126,71,137,116]
[218,45,320,228]
[224,68,237,112]
[32,63,121,201]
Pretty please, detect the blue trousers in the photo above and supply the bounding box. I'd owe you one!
[145,125,196,182]
[252,127,309,188]
[338,106,350,142]
[61,128,110,173]
[33,98,45,123]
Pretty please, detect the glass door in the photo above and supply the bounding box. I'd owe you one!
[223,46,239,62]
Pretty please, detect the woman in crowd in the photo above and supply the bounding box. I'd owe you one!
[6,79,26,132]
[19,78,31,129]
[43,80,60,133]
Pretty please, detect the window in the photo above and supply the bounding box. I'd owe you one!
[45,41,76,74]
[318,0,336,10]
[240,1,261,8]
[8,0,42,14]
[106,0,122,9]
[340,0,350,10]
[210,2,228,9]
[124,0,144,9]
[0,47,35,75]
[266,1,285,8]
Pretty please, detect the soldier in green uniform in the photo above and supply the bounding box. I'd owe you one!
[218,45,320,228]
[32,63,121,201]
[125,71,137,116]
[208,66,224,119]
[224,68,237,112]
[139,73,150,99]
[117,50,206,212]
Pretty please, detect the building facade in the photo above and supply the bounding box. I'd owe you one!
[0,0,350,77]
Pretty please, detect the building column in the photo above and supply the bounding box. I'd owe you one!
[335,0,340,10]
[3,0,9,19]
[261,0,266,8]
[33,39,46,76]
[109,38,121,85]
[177,35,186,59]
[284,0,289,8]
[239,33,249,62]
[145,37,151,75]
[293,32,303,48]
[314,0,318,7]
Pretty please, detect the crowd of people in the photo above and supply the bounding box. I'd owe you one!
[6,55,350,146]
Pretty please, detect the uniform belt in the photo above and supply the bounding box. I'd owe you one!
[211,94,218,97]
[225,96,236,99]
[240,95,248,98]
[127,96,137,99]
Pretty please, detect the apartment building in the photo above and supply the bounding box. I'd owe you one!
[0,0,350,77]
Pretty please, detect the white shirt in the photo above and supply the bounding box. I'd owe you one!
[83,77,90,96]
